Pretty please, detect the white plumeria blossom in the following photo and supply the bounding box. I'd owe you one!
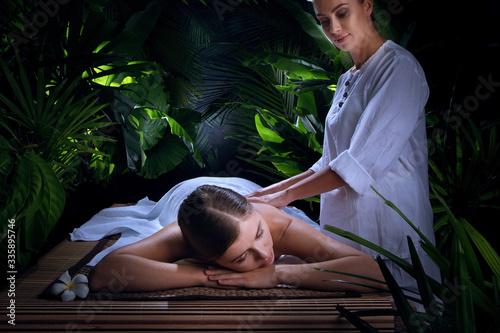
[51,271,89,301]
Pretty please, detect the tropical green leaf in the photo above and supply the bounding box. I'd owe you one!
[0,56,29,118]
[234,155,286,180]
[123,123,147,170]
[408,237,446,332]
[121,74,171,112]
[420,240,450,275]
[0,152,65,268]
[486,126,498,167]
[376,257,420,333]
[0,154,33,222]
[324,224,413,272]
[102,1,165,58]
[21,153,65,254]
[0,137,15,183]
[493,276,500,309]
[14,158,44,221]
[275,0,338,60]
[455,131,462,186]
[451,235,475,333]
[295,90,319,119]
[462,218,500,278]
[315,267,388,292]
[271,161,303,177]
[372,187,437,250]
[245,52,332,80]
[468,283,500,321]
[478,190,500,203]
[137,111,169,151]
[164,108,204,167]
[255,114,285,144]
[335,305,380,333]
[448,214,485,290]
[138,134,189,179]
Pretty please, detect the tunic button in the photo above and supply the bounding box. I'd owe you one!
[345,81,350,86]
[339,102,344,108]
[343,92,348,98]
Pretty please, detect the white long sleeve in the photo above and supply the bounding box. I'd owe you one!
[311,41,435,261]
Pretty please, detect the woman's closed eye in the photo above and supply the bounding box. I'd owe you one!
[256,227,264,239]
[235,226,264,264]
[236,253,248,263]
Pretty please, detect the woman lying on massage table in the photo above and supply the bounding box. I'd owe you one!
[89,184,385,293]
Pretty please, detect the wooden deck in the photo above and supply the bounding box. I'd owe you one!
[1,238,401,332]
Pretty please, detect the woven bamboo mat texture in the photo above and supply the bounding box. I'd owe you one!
[0,236,401,332]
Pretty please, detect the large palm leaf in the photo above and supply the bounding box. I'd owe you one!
[171,0,336,179]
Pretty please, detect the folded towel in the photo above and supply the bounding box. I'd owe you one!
[70,177,318,266]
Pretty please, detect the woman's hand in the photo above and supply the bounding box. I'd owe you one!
[173,264,234,289]
[246,170,316,209]
[245,178,293,206]
[245,185,280,202]
[246,190,291,210]
[204,266,280,289]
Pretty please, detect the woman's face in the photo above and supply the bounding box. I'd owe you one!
[215,211,275,272]
[313,0,373,52]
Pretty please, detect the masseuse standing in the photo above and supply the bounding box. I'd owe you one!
[247,0,440,291]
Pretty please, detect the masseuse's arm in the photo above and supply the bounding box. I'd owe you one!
[89,222,218,292]
[246,166,346,209]
[206,205,384,292]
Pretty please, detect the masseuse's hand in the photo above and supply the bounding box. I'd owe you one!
[204,266,279,289]
[246,190,290,210]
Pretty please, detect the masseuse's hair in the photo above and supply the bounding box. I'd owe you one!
[177,185,254,260]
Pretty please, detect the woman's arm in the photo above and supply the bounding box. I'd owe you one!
[273,217,384,292]
[247,169,315,199]
[89,223,220,292]
[90,254,212,292]
[247,167,346,209]
[283,166,346,204]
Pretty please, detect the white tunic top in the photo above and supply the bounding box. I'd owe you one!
[310,40,435,259]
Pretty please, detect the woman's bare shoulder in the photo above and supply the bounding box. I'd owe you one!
[253,203,319,231]
[253,203,293,226]
[254,203,360,261]
[253,203,290,218]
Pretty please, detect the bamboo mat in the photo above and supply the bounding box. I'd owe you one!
[0,237,402,332]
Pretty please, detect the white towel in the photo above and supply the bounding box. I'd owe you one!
[70,177,319,266]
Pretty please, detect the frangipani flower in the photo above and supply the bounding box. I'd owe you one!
[51,271,89,301]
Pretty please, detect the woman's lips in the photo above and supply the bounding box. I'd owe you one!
[335,34,350,44]
[261,252,274,267]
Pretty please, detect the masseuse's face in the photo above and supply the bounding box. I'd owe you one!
[313,0,373,52]
[215,211,274,272]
